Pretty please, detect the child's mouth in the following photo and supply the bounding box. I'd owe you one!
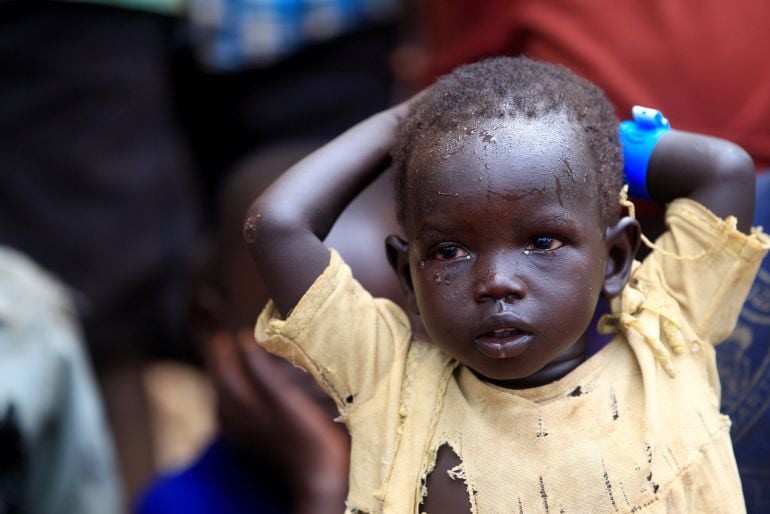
[474,329,532,359]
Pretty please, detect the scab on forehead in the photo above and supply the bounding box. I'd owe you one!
[406,114,593,188]
[402,115,602,231]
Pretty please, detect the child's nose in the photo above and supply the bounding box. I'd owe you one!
[472,262,526,303]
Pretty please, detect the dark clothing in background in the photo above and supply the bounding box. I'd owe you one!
[0,0,396,506]
[0,1,200,364]
[173,23,396,218]
[0,0,395,362]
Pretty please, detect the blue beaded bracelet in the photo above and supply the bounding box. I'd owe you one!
[618,106,671,199]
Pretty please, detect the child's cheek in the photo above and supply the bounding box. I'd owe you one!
[415,270,465,334]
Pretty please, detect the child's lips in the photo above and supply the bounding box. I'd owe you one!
[474,312,535,359]
[474,329,533,359]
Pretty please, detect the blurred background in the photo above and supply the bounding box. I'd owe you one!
[0,0,768,513]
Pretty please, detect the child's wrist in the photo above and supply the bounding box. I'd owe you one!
[619,106,672,199]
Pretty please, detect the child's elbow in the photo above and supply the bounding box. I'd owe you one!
[710,141,755,189]
[243,195,299,248]
[705,141,756,230]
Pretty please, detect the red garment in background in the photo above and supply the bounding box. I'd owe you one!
[422,0,770,167]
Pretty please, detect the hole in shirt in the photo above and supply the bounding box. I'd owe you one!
[419,444,472,514]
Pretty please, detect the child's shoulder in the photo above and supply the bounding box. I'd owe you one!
[600,197,770,378]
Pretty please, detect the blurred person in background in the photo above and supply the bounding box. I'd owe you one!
[392,2,770,511]
[138,142,405,514]
[175,0,400,217]
[0,246,123,514]
[0,0,200,501]
[134,0,402,503]
[0,0,401,507]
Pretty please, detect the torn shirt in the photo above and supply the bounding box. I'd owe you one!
[255,199,770,514]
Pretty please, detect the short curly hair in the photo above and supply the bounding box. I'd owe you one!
[392,56,622,229]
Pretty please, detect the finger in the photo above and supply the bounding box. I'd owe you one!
[235,331,337,428]
[208,331,266,409]
[234,330,298,404]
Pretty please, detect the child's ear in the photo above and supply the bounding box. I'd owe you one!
[602,216,641,298]
[385,235,419,315]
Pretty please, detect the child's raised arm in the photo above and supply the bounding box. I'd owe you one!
[647,131,756,232]
[243,102,409,316]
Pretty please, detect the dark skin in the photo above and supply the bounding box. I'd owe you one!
[245,100,755,513]
[197,246,350,514]
[199,143,409,514]
[390,116,629,387]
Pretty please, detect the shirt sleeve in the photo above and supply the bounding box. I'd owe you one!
[254,249,413,415]
[633,198,770,345]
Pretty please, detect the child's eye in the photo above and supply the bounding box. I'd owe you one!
[527,236,564,251]
[432,244,468,261]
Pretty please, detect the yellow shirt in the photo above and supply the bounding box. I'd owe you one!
[256,199,770,514]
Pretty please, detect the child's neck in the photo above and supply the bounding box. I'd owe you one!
[472,298,613,389]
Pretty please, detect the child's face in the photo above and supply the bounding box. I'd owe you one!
[402,114,610,385]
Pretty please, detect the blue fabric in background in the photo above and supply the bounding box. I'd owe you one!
[136,437,289,514]
[188,0,398,70]
[717,172,770,514]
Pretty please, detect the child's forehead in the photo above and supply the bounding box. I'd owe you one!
[408,113,593,192]
[401,113,605,235]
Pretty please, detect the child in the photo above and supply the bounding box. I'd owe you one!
[244,57,768,513]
